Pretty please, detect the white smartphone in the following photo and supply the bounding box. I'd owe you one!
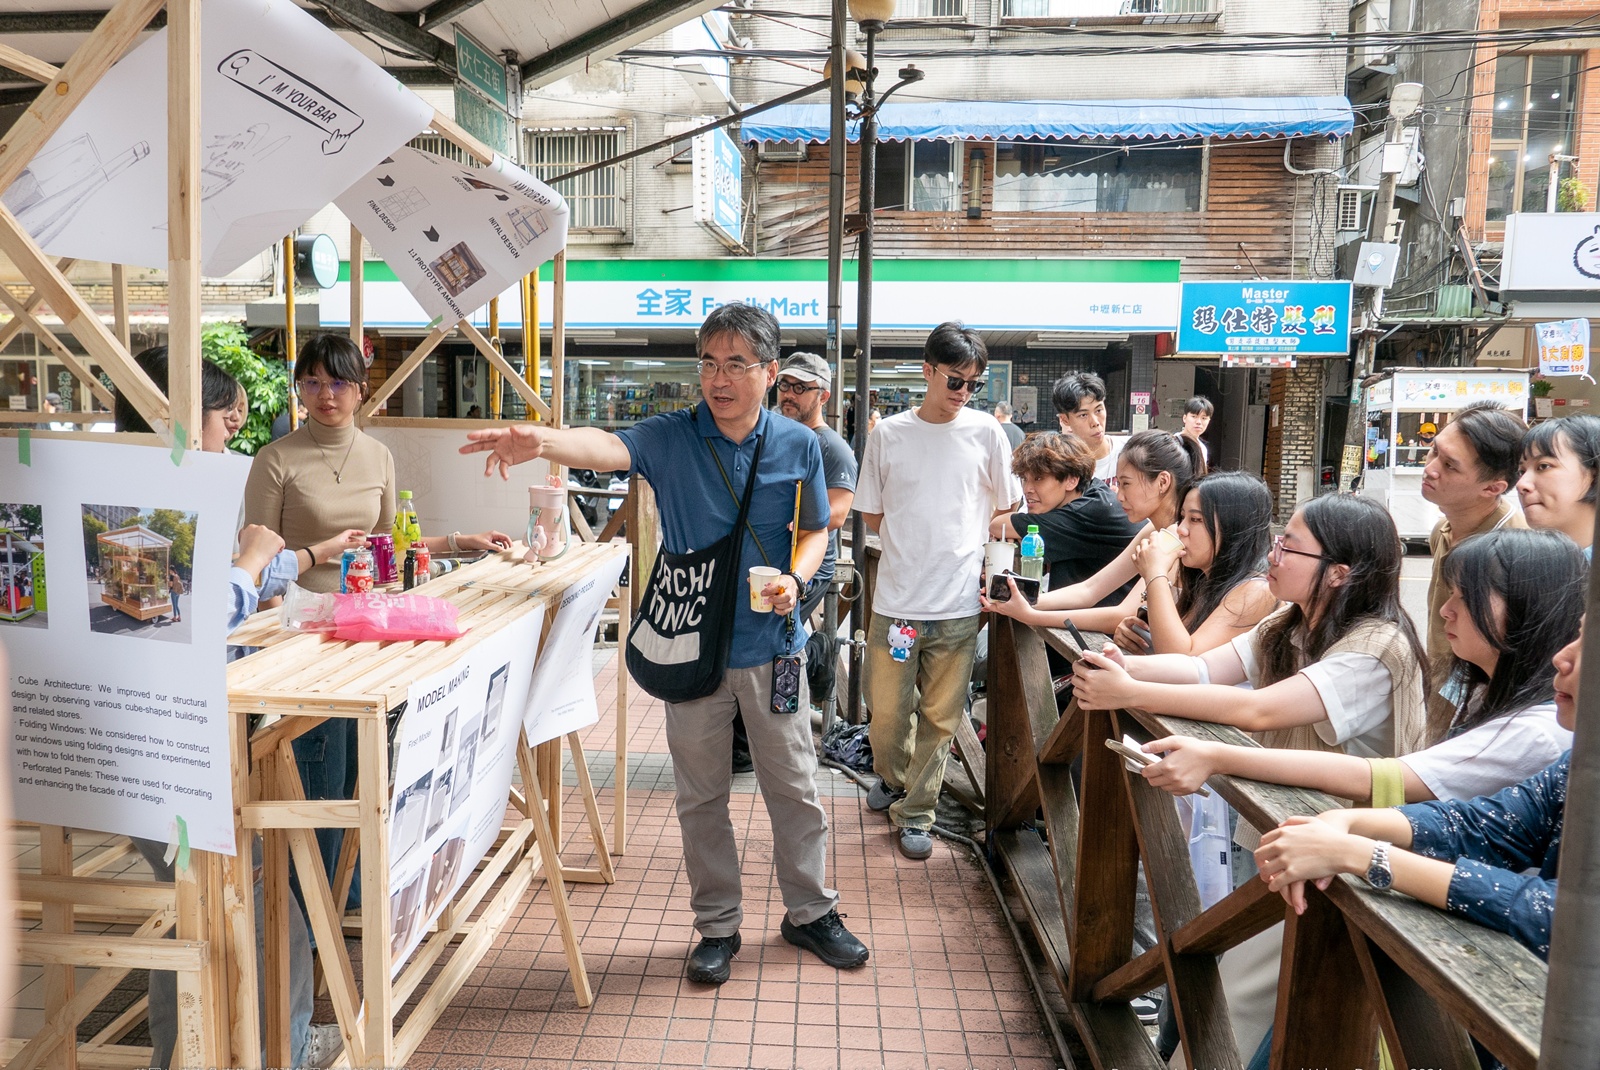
[1104,735,1211,797]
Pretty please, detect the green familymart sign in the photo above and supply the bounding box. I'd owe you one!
[322,258,1182,332]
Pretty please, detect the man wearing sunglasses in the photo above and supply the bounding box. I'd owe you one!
[855,323,1022,860]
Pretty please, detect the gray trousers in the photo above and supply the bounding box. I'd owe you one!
[134,837,313,1069]
[665,660,838,937]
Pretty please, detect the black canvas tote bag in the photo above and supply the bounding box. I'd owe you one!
[624,434,764,703]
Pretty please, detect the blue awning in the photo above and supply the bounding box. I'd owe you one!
[742,97,1353,144]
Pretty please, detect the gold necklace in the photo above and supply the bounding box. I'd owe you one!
[315,429,357,484]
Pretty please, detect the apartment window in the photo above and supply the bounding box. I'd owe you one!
[408,134,474,166]
[1001,0,1220,19]
[992,139,1202,212]
[525,128,626,230]
[875,140,962,211]
[1486,53,1579,223]
[902,0,965,16]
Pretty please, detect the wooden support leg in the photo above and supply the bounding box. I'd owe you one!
[1066,708,1140,1001]
[516,731,592,1007]
[259,750,293,1070]
[564,731,615,884]
[356,716,394,1069]
[613,587,629,855]
[1271,886,1376,1070]
[1345,916,1478,1070]
[39,825,76,1070]
[171,857,219,1070]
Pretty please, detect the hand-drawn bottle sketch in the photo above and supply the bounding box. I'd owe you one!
[3,135,150,246]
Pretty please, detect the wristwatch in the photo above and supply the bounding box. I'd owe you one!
[782,571,815,601]
[1364,840,1393,890]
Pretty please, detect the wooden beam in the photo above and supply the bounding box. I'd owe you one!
[0,43,59,83]
[429,107,496,165]
[21,931,206,972]
[0,285,117,408]
[0,0,167,194]
[166,0,202,451]
[241,800,362,829]
[360,325,447,417]
[348,226,364,345]
[460,320,551,420]
[111,263,130,351]
[0,206,168,431]
[0,257,75,351]
[552,251,566,426]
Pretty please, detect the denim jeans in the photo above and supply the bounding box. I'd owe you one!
[291,717,361,911]
[171,591,181,619]
[135,837,312,1068]
[863,611,983,831]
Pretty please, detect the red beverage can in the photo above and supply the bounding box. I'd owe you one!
[346,547,375,594]
[367,533,398,586]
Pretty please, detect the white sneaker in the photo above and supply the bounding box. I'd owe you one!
[303,1023,345,1069]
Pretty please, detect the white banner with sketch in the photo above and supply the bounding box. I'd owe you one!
[337,147,570,326]
[522,551,627,747]
[0,0,432,275]
[387,610,542,976]
[1,439,248,854]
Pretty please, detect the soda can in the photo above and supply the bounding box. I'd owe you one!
[367,532,398,586]
[346,547,375,594]
[340,548,357,593]
[403,547,419,591]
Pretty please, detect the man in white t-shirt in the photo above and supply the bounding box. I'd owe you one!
[1051,372,1127,488]
[855,323,1021,860]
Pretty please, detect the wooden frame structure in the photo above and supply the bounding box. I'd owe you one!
[985,618,1550,1070]
[227,543,627,1067]
[0,5,590,1067]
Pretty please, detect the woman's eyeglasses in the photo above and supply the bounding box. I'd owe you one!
[1271,534,1327,565]
[299,379,355,398]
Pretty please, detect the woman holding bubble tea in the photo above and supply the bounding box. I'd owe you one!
[982,429,1203,636]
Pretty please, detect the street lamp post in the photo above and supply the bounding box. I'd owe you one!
[842,0,921,724]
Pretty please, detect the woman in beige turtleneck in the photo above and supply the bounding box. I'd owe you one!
[244,334,511,593]
[243,333,509,910]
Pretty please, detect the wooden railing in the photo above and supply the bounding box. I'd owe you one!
[984,617,1549,1070]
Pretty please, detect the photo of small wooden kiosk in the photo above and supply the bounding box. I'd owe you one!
[1,527,43,622]
[96,524,173,621]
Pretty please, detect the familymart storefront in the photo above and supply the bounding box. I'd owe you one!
[293,257,1180,429]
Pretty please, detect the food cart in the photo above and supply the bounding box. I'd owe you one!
[1357,368,1530,541]
[1,527,44,622]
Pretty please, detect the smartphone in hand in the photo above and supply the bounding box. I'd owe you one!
[987,570,1041,605]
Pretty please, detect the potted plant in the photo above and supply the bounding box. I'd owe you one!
[1531,373,1555,417]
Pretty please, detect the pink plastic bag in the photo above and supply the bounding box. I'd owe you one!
[279,583,465,642]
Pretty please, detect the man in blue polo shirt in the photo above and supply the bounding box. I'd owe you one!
[460,303,868,986]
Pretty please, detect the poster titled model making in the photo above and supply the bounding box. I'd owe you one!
[1,438,249,854]
[523,551,627,746]
[387,611,542,975]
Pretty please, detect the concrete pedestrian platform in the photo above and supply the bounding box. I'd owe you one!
[401,652,1063,1070]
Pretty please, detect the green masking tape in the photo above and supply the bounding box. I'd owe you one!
[18,429,30,466]
[175,814,190,871]
[170,423,187,467]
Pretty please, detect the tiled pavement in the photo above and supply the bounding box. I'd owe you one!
[403,650,1064,1070]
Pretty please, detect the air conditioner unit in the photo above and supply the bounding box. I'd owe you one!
[1348,0,1396,73]
[757,141,808,162]
[1336,184,1377,233]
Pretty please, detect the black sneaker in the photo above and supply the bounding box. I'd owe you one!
[865,778,903,812]
[686,932,741,984]
[731,747,754,775]
[781,909,869,969]
[1130,993,1161,1026]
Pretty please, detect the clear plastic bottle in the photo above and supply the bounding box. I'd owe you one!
[393,490,422,556]
[1019,524,1045,582]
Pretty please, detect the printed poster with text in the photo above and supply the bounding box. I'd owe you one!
[1,439,249,853]
[523,551,627,746]
[337,146,569,326]
[388,611,542,975]
[0,0,432,275]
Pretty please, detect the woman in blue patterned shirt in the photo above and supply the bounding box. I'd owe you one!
[1254,614,1584,960]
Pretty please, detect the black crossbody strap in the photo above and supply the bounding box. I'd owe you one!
[709,434,771,567]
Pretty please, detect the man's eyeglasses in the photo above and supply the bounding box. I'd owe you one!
[1271,535,1327,565]
[943,374,986,395]
[298,379,355,398]
[697,358,770,381]
[777,379,823,395]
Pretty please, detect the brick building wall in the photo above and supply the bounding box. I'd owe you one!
[1262,362,1327,521]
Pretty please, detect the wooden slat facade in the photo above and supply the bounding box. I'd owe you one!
[755,138,1305,278]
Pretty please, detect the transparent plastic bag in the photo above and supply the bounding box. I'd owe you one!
[279,582,465,642]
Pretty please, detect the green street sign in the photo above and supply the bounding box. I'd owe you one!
[454,27,507,109]
[453,84,512,158]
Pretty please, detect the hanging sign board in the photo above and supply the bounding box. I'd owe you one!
[0,0,432,275]
[453,26,508,110]
[1,440,248,854]
[1535,318,1593,379]
[1179,281,1352,357]
[337,146,568,325]
[453,85,514,160]
[692,127,744,249]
